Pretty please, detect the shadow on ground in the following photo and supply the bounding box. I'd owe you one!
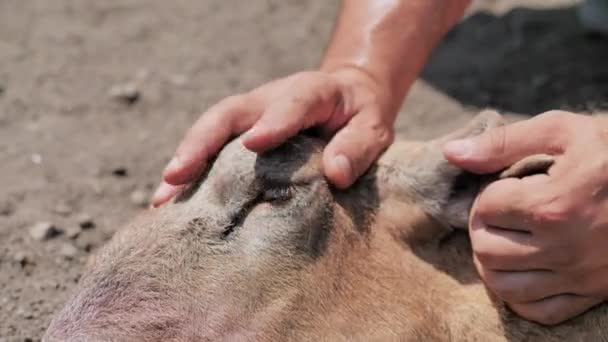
[422,6,608,114]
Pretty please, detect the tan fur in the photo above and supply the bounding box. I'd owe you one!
[44,113,608,342]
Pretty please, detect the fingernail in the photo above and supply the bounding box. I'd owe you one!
[164,157,182,173]
[333,154,353,183]
[151,183,174,208]
[241,127,257,141]
[444,139,474,159]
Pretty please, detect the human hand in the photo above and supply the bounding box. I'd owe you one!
[443,111,608,325]
[151,68,396,207]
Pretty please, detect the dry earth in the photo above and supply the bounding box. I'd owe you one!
[1,0,606,340]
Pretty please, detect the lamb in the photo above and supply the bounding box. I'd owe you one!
[44,111,608,341]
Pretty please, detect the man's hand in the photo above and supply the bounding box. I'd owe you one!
[151,68,395,207]
[443,111,608,325]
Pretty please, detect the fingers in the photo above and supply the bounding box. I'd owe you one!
[476,262,568,304]
[242,76,342,153]
[322,108,393,188]
[163,95,260,185]
[472,177,548,232]
[151,182,184,208]
[470,177,567,271]
[470,224,542,271]
[443,111,572,174]
[509,295,602,326]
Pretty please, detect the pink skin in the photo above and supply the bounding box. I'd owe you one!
[443,111,608,325]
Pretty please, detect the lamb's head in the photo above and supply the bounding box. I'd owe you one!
[45,112,504,341]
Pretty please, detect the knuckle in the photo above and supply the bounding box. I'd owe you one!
[530,199,573,226]
[287,93,315,108]
[474,185,503,219]
[283,76,339,108]
[293,71,334,87]
[359,113,394,146]
[487,126,508,157]
[541,110,571,125]
[377,126,395,147]
[538,111,575,142]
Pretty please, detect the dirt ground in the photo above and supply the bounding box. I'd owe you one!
[1,0,606,340]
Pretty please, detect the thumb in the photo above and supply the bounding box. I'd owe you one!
[442,113,568,174]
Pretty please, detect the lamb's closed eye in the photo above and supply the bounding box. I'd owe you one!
[262,186,294,204]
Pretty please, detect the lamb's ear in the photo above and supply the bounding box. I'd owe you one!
[377,110,505,229]
[435,110,505,145]
[424,110,507,228]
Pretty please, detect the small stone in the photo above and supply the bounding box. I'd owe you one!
[75,229,111,253]
[76,213,95,229]
[169,74,187,87]
[28,222,60,241]
[52,202,72,216]
[58,243,79,260]
[12,252,31,268]
[0,337,27,342]
[111,167,128,177]
[90,181,104,196]
[108,82,140,105]
[16,306,34,320]
[30,153,42,165]
[64,225,81,239]
[135,68,150,81]
[130,189,149,207]
[0,200,15,216]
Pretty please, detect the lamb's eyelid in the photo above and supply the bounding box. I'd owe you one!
[262,185,295,202]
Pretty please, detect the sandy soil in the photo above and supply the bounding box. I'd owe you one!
[0,0,606,340]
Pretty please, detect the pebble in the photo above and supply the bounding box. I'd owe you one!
[0,337,34,342]
[76,213,95,229]
[64,225,81,239]
[12,252,31,268]
[0,200,15,216]
[169,74,188,87]
[52,202,72,216]
[90,180,105,196]
[30,153,42,165]
[108,82,140,104]
[111,167,128,177]
[28,222,60,241]
[58,243,79,260]
[130,189,149,207]
[75,230,106,252]
[135,68,150,81]
[15,306,34,320]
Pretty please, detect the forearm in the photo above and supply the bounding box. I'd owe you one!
[321,0,471,118]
